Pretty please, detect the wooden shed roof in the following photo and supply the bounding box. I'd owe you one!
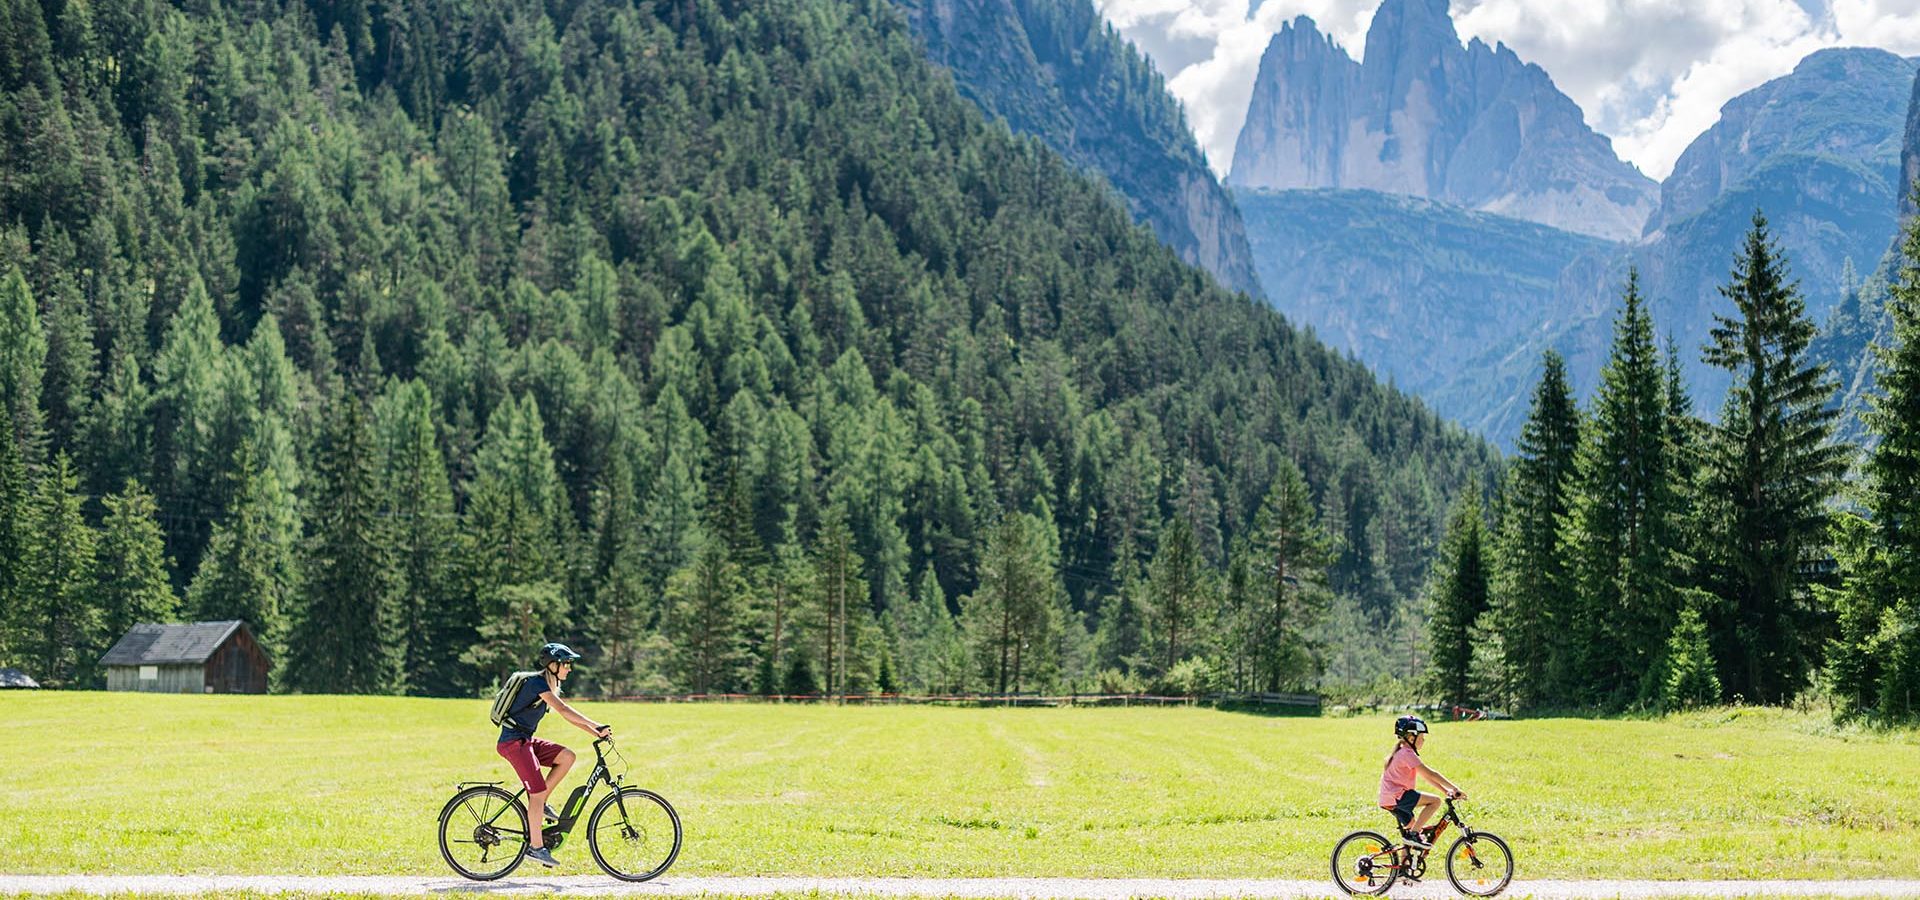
[100,621,258,666]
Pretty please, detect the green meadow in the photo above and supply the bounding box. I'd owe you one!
[3,694,1915,879]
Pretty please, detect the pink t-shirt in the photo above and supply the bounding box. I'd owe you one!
[1378,746,1421,808]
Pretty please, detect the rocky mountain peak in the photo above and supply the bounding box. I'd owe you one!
[1227,0,1656,241]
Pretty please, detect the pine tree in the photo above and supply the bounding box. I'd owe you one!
[1826,202,1920,717]
[1494,351,1580,707]
[1570,272,1689,707]
[189,437,302,661]
[94,479,179,645]
[962,512,1057,694]
[1247,459,1337,692]
[1699,212,1849,703]
[286,396,405,695]
[1660,603,1721,711]
[373,380,460,696]
[22,454,100,687]
[1148,516,1205,676]
[1426,496,1489,707]
[0,267,45,456]
[0,426,27,667]
[665,540,749,693]
[810,501,864,696]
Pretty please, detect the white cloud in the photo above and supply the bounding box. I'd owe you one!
[1097,0,1920,182]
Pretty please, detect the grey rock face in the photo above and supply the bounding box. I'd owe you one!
[1228,0,1656,241]
[1650,48,1914,238]
[1903,64,1920,222]
[900,0,1267,298]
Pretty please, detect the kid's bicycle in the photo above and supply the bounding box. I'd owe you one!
[436,736,681,881]
[1330,796,1513,897]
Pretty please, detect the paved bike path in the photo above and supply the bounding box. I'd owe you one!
[1,875,1918,897]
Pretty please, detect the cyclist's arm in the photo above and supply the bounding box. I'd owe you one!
[539,690,611,737]
[1414,761,1462,797]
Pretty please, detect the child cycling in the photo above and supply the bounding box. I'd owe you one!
[1378,715,1463,849]
[497,642,613,868]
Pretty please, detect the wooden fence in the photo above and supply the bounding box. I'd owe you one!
[598,691,1323,709]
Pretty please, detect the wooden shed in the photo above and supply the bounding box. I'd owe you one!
[100,621,271,694]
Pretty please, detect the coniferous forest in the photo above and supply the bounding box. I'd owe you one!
[0,0,1501,697]
[6,0,1916,718]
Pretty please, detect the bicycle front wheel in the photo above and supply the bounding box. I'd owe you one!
[1330,830,1398,896]
[587,787,682,881]
[437,785,529,881]
[1446,831,1514,897]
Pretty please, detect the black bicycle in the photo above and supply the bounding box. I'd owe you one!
[436,736,682,881]
[1330,796,1513,897]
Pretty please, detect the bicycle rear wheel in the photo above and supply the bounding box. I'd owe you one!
[1445,831,1514,897]
[1330,830,1399,896]
[437,785,529,880]
[587,787,682,881]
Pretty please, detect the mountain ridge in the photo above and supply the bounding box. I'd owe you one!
[1227,0,1656,242]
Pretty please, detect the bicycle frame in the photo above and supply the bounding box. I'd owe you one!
[463,737,626,851]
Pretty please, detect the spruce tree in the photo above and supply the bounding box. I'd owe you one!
[1148,516,1205,676]
[23,454,99,687]
[1247,459,1337,692]
[1660,603,1721,711]
[1700,211,1849,703]
[373,380,460,695]
[665,540,749,694]
[0,267,45,456]
[189,437,302,661]
[286,396,404,695]
[1570,273,1688,706]
[810,501,864,696]
[0,426,26,667]
[1494,350,1581,708]
[1426,496,1489,707]
[1826,203,1920,717]
[94,479,179,645]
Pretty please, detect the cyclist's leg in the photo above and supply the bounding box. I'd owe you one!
[500,739,551,848]
[1409,792,1441,832]
[542,744,578,803]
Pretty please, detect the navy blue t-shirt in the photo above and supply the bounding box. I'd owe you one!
[497,674,552,743]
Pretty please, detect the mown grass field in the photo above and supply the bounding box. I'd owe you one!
[3,693,1915,879]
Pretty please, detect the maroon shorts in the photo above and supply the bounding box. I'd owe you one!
[497,738,567,793]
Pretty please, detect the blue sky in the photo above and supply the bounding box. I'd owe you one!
[1095,0,1920,180]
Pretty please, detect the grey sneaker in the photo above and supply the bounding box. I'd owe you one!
[526,846,558,867]
[1401,828,1432,850]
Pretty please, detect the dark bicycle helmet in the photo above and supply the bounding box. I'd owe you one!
[1394,714,1429,738]
[537,642,584,667]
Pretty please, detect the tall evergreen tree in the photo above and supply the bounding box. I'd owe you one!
[94,479,179,646]
[963,512,1057,693]
[1699,211,1849,703]
[0,267,45,457]
[1494,351,1580,707]
[22,454,99,687]
[286,396,404,695]
[189,437,301,660]
[665,540,749,694]
[0,425,26,667]
[1145,516,1206,676]
[1570,273,1689,706]
[1826,205,1920,717]
[373,380,460,696]
[1426,496,1489,707]
[1246,460,1337,692]
[810,501,865,696]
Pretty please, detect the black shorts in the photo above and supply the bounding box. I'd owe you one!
[1387,789,1421,827]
